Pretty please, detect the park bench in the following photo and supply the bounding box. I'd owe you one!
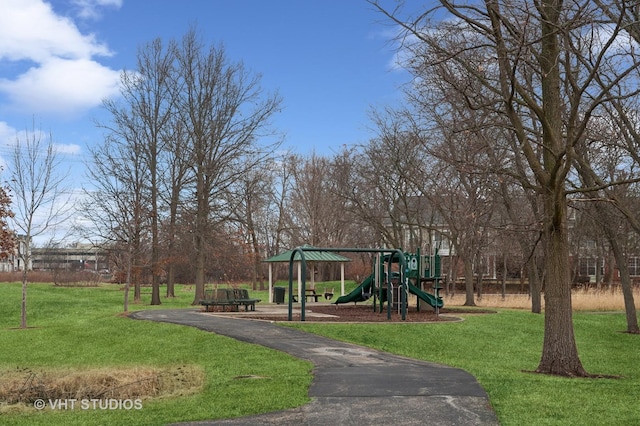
[200,289,239,312]
[200,288,261,312]
[231,288,262,311]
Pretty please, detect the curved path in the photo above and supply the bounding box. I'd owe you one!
[130,309,499,425]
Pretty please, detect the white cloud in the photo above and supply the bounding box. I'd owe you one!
[0,0,112,62]
[0,0,121,117]
[54,142,82,155]
[0,121,17,145]
[71,0,123,21]
[0,57,120,116]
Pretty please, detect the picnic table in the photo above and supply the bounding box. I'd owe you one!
[292,288,321,303]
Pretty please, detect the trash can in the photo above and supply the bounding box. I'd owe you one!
[273,287,285,304]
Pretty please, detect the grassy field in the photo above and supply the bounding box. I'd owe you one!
[1,281,639,425]
[0,282,312,426]
[291,311,640,425]
[291,288,640,426]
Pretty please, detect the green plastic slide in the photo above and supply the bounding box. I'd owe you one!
[333,274,374,304]
[407,282,444,308]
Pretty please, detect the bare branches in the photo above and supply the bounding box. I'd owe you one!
[8,125,72,242]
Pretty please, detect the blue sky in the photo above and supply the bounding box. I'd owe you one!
[0,0,414,173]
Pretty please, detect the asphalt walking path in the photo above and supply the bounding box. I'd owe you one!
[130,308,499,425]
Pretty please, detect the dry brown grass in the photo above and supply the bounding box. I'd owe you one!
[0,365,204,412]
[441,287,640,311]
[0,271,108,286]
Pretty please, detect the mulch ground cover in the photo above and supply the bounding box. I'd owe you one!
[252,304,496,323]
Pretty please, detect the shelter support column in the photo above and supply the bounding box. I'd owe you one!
[268,264,273,303]
[297,262,302,302]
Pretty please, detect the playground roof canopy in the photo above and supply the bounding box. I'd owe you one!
[263,245,352,263]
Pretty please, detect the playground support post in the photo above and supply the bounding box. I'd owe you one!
[372,253,379,313]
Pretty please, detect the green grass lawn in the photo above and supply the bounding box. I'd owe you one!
[288,310,640,425]
[0,283,312,426]
[2,282,639,425]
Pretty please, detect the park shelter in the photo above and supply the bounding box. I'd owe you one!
[263,245,352,303]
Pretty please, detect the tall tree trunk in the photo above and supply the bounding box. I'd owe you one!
[603,256,614,288]
[576,174,639,333]
[150,242,161,305]
[134,284,141,301]
[166,194,179,298]
[150,212,161,305]
[193,176,207,304]
[608,236,639,333]
[20,268,27,329]
[591,198,639,333]
[249,216,260,291]
[475,254,483,300]
[447,255,457,296]
[150,153,161,305]
[252,245,262,291]
[536,192,588,376]
[166,265,175,298]
[124,246,132,313]
[134,263,141,302]
[194,233,206,304]
[528,256,542,314]
[463,257,475,306]
[534,0,588,377]
[501,254,507,299]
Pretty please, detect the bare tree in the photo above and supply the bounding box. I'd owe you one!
[284,153,361,280]
[174,28,282,304]
[495,173,545,312]
[224,155,279,290]
[287,154,348,249]
[359,106,500,305]
[100,38,177,305]
[264,154,296,257]
[572,122,640,333]
[260,154,297,283]
[329,146,398,249]
[370,0,640,376]
[161,118,192,298]
[82,133,150,312]
[7,124,71,328]
[329,112,435,251]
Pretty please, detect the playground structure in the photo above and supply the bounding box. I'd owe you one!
[333,248,444,315]
[285,246,443,321]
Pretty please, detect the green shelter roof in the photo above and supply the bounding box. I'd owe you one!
[263,245,352,263]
